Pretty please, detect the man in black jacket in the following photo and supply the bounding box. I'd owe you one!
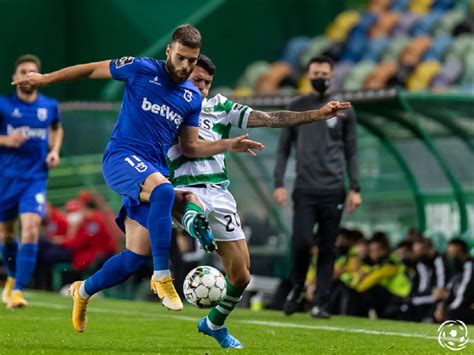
[434,239,474,324]
[273,56,361,318]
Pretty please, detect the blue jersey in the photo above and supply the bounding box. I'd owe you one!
[107,57,201,176]
[0,93,60,179]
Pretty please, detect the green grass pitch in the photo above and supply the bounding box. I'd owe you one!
[0,291,472,354]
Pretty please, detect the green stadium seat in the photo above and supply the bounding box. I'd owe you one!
[343,61,376,91]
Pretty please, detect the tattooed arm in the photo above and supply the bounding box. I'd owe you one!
[247,100,351,128]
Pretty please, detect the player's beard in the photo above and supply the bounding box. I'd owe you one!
[18,85,36,95]
[165,59,191,84]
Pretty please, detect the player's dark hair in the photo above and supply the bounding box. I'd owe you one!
[196,54,215,76]
[448,239,468,254]
[370,231,390,250]
[171,24,202,49]
[15,54,41,72]
[307,55,334,71]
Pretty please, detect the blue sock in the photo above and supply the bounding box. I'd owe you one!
[14,243,38,291]
[147,183,175,271]
[84,249,150,296]
[1,240,18,277]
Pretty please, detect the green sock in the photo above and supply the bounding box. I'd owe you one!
[208,276,246,326]
[181,202,203,239]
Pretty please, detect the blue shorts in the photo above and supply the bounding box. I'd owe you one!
[102,149,164,232]
[0,176,47,222]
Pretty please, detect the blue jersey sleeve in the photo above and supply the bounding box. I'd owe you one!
[109,57,153,83]
[183,99,201,127]
[51,100,60,125]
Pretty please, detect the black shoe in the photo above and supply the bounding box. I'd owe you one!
[283,285,306,315]
[310,305,331,319]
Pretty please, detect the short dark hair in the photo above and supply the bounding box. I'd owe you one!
[15,54,41,72]
[448,239,468,254]
[196,54,215,75]
[370,232,390,250]
[171,24,201,49]
[307,55,334,71]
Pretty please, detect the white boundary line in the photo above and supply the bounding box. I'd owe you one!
[27,301,473,344]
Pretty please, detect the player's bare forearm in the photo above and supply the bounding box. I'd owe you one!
[247,110,322,128]
[12,61,112,88]
[180,138,230,158]
[247,101,351,128]
[44,61,112,84]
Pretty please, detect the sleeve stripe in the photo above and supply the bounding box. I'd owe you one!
[238,106,249,128]
[449,261,472,310]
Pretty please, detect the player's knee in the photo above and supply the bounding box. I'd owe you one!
[150,183,175,208]
[229,269,251,289]
[184,192,201,206]
[21,223,40,243]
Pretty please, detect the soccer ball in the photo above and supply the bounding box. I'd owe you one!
[183,266,226,308]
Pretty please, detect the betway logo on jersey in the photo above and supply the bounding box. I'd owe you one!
[7,124,47,140]
[141,97,183,128]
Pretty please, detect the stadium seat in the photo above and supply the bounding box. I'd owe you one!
[434,8,468,36]
[256,62,293,94]
[343,61,376,91]
[363,61,398,89]
[409,0,433,15]
[362,37,390,62]
[237,61,270,88]
[367,0,391,14]
[399,36,432,67]
[382,36,410,61]
[326,11,361,42]
[369,11,401,38]
[300,36,331,69]
[409,10,443,36]
[406,60,442,90]
[431,0,455,11]
[389,0,410,12]
[281,36,311,73]
[392,13,420,36]
[422,35,453,60]
[430,57,463,89]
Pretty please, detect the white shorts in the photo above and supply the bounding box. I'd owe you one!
[175,184,245,242]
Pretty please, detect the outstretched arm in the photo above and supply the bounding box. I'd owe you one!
[178,126,264,158]
[11,60,112,89]
[247,101,351,128]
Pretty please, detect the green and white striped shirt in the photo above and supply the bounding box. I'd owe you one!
[167,94,252,187]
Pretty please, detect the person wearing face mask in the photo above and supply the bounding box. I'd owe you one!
[434,239,473,324]
[273,56,361,319]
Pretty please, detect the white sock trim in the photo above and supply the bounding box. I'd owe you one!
[153,270,171,280]
[79,282,90,299]
[207,317,224,330]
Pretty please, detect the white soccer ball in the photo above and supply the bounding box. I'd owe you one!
[183,266,226,308]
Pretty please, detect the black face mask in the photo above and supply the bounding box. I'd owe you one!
[447,257,464,273]
[337,245,350,256]
[311,78,331,94]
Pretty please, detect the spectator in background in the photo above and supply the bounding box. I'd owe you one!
[61,197,118,273]
[408,238,447,322]
[434,239,474,324]
[351,234,411,319]
[35,202,70,290]
[273,56,361,319]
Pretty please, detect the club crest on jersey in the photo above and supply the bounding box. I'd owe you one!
[35,193,45,204]
[12,108,22,118]
[37,108,48,121]
[115,56,134,68]
[183,89,193,103]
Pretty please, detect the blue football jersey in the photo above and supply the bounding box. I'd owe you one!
[0,93,60,179]
[107,57,201,176]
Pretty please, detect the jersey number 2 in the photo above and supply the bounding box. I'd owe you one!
[224,214,240,232]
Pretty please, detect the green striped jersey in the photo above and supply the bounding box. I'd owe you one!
[167,94,252,187]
